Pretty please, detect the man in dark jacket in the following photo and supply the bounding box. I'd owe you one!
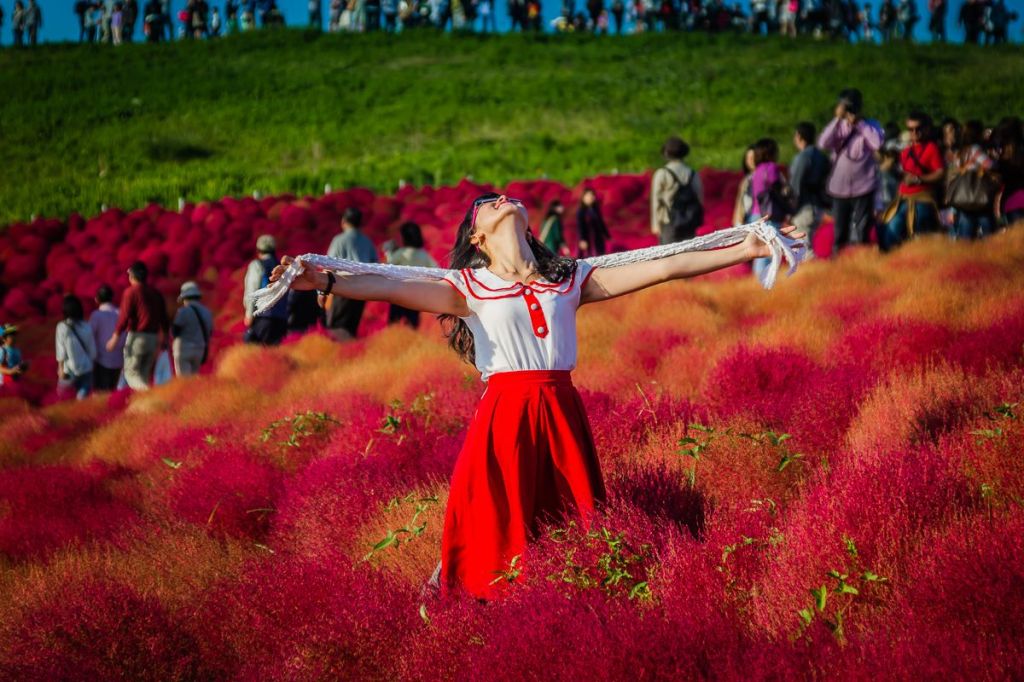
[790,121,832,251]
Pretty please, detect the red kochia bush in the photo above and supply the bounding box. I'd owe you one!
[193,549,418,680]
[703,345,821,426]
[829,317,955,373]
[0,578,203,681]
[168,446,283,540]
[837,509,1024,679]
[0,463,139,561]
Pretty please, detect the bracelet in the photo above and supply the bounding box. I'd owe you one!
[319,271,336,297]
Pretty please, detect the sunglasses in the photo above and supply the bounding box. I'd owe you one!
[907,126,922,133]
[471,196,524,231]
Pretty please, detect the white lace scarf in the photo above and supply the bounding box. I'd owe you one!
[252,218,807,315]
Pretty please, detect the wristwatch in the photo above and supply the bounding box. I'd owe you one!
[319,271,336,297]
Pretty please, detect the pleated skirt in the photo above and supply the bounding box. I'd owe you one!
[440,370,606,599]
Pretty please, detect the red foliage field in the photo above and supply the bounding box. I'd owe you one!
[1,176,1023,679]
[1,169,837,403]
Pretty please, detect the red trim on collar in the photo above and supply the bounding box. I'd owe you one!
[460,269,524,300]
[466,269,522,292]
[460,268,579,300]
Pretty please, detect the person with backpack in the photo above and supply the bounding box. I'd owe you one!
[108,261,170,390]
[880,111,945,251]
[749,137,793,279]
[819,88,884,254]
[171,281,214,377]
[56,295,98,400]
[650,136,704,245]
[789,121,832,252]
[244,235,290,346]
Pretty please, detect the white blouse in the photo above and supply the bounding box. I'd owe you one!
[443,261,598,381]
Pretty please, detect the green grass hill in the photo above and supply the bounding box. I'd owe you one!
[1,29,1022,225]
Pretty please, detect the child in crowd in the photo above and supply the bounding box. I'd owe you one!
[0,324,28,392]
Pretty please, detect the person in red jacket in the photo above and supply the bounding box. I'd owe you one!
[880,111,945,252]
[106,261,169,390]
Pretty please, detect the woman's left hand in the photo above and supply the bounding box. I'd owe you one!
[742,224,806,260]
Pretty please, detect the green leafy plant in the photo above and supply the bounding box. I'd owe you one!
[490,554,524,586]
[260,410,339,449]
[363,493,440,560]
[545,522,655,601]
[985,401,1019,421]
[739,430,805,472]
[795,536,890,644]
[677,422,731,488]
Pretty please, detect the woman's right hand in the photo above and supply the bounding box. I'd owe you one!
[270,256,324,292]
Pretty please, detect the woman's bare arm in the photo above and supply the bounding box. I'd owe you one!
[270,257,470,317]
[580,225,803,305]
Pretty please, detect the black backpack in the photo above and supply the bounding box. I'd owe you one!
[802,149,833,210]
[664,166,704,238]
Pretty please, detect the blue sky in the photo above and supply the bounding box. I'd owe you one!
[1,0,1021,45]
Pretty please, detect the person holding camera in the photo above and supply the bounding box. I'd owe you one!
[818,88,884,255]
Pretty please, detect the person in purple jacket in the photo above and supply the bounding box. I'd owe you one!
[818,88,884,255]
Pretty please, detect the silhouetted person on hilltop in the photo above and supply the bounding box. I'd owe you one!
[959,0,984,42]
[928,0,946,40]
[75,0,89,40]
[123,0,139,40]
[143,0,162,40]
[24,0,40,44]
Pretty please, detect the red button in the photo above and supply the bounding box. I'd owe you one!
[521,289,548,338]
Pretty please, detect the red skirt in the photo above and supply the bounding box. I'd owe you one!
[440,370,606,599]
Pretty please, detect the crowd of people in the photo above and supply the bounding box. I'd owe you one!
[721,89,1023,275]
[0,263,214,400]
[0,0,1017,44]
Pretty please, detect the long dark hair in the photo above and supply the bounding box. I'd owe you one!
[439,193,576,365]
[62,294,85,322]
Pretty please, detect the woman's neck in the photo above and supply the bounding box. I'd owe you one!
[484,230,539,282]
